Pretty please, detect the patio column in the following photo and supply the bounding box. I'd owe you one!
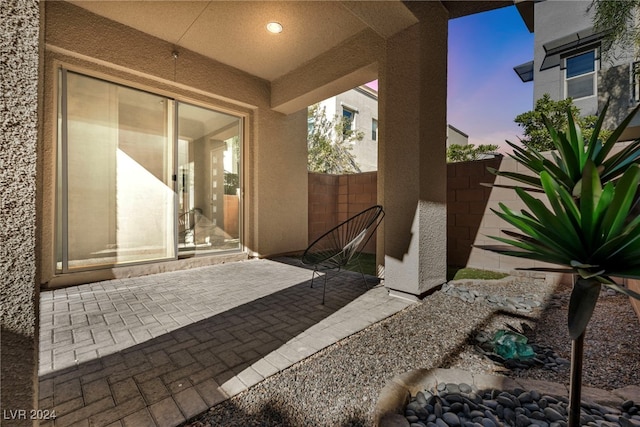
[1,0,41,423]
[379,2,448,299]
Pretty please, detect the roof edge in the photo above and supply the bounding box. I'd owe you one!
[442,1,514,19]
[515,0,535,33]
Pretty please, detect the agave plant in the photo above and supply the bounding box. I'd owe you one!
[489,102,640,193]
[478,103,640,427]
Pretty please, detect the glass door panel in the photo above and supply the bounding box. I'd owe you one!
[59,71,175,270]
[177,103,241,254]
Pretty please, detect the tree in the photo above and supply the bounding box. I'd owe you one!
[307,104,363,174]
[481,103,640,427]
[589,0,640,61]
[446,143,499,162]
[515,94,610,152]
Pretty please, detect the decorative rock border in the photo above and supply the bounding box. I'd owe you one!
[374,368,640,427]
[441,282,544,313]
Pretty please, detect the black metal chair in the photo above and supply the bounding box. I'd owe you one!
[301,205,384,304]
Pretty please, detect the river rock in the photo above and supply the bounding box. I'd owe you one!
[442,412,461,426]
[542,407,564,422]
[515,413,531,427]
[481,418,497,427]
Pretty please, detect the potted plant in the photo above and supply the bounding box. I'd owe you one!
[478,102,640,427]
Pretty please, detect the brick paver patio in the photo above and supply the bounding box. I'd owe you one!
[38,258,413,427]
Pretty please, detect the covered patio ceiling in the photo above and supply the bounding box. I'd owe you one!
[68,0,513,83]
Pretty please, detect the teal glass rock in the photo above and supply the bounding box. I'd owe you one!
[491,329,535,360]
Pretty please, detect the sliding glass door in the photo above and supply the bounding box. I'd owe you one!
[177,103,241,255]
[57,71,242,272]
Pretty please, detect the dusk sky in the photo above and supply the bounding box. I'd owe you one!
[365,5,534,153]
[448,5,534,152]
[368,6,533,151]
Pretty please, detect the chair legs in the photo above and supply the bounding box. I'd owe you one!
[310,268,322,289]
[310,268,329,305]
[309,263,372,305]
[354,259,369,289]
[322,273,328,305]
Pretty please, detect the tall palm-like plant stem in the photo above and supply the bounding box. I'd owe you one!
[568,331,585,427]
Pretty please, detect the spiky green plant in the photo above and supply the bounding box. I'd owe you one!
[491,103,640,193]
[485,161,640,333]
[478,103,640,427]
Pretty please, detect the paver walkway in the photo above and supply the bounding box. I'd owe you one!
[38,258,413,427]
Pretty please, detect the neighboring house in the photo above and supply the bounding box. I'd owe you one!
[514,0,640,140]
[447,124,470,148]
[318,85,379,171]
[318,87,469,171]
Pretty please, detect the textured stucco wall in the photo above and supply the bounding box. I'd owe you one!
[248,108,309,256]
[1,0,41,423]
[380,2,448,299]
[598,64,640,141]
[271,29,381,114]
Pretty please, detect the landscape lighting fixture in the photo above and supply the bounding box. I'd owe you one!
[266,22,283,34]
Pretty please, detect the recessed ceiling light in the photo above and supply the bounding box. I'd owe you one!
[266,22,283,34]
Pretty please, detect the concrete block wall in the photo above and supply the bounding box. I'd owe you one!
[338,172,378,221]
[308,172,378,253]
[309,164,521,266]
[628,280,640,320]
[451,155,562,275]
[308,160,554,274]
[447,156,502,268]
[452,153,638,322]
[309,160,639,322]
[308,173,339,244]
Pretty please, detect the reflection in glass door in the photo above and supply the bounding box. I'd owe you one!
[57,71,243,272]
[177,103,241,254]
[57,71,175,270]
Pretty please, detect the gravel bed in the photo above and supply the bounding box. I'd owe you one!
[182,277,640,427]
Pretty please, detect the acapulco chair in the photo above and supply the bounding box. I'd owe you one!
[301,205,384,304]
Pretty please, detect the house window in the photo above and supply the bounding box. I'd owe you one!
[372,118,378,141]
[56,70,242,272]
[565,50,597,99]
[342,107,356,132]
[633,61,640,103]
